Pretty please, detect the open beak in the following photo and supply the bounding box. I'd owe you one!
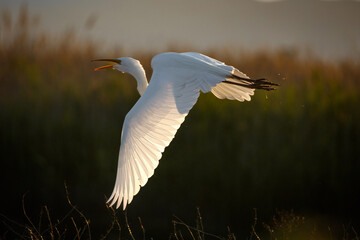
[92,59,121,71]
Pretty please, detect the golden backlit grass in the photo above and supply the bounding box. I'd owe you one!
[1,6,360,240]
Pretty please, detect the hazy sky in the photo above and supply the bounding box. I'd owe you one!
[1,0,360,60]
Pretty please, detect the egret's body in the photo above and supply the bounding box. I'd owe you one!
[93,52,277,210]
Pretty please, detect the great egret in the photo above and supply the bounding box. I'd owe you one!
[93,52,278,210]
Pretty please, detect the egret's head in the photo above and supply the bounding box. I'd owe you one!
[92,57,148,95]
[92,57,141,74]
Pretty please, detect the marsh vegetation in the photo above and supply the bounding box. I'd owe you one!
[1,6,359,239]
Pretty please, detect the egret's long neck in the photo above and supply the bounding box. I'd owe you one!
[128,63,148,96]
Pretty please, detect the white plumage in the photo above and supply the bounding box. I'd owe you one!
[93,52,277,209]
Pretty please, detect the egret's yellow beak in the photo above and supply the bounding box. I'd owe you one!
[92,59,121,71]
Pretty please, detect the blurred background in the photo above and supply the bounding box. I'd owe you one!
[0,0,360,239]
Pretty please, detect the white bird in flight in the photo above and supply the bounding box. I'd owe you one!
[93,52,278,210]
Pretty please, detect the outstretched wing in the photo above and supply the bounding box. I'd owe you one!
[107,52,257,209]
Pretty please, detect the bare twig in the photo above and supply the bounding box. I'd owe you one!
[0,213,26,228]
[54,220,62,240]
[352,226,359,240]
[138,216,146,240]
[227,226,236,240]
[71,217,81,240]
[79,223,89,239]
[173,215,195,240]
[0,215,25,239]
[172,217,180,240]
[41,206,75,238]
[114,212,122,240]
[251,208,261,240]
[178,230,185,240]
[124,209,135,240]
[22,193,44,240]
[44,206,54,240]
[64,182,91,240]
[196,207,204,240]
[173,215,224,240]
[100,207,115,240]
[38,206,44,236]
[328,226,333,240]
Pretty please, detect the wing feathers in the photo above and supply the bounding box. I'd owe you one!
[107,52,259,209]
[211,79,254,102]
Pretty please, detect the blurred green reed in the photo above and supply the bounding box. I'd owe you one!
[1,6,360,239]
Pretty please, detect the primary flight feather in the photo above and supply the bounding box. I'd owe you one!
[93,52,278,210]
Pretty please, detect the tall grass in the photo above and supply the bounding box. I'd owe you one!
[1,6,360,239]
